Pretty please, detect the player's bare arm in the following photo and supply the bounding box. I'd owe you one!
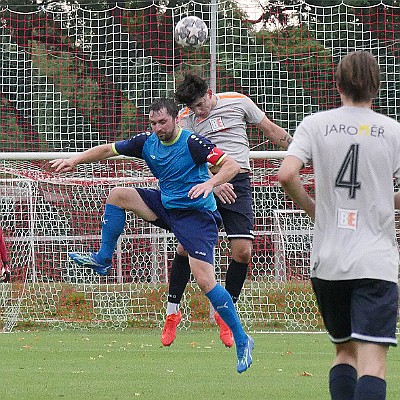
[394,192,400,209]
[257,116,292,150]
[49,144,116,172]
[188,154,240,199]
[278,155,315,219]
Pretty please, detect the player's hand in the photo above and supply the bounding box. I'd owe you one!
[48,158,76,173]
[188,181,214,199]
[213,183,236,204]
[0,265,10,283]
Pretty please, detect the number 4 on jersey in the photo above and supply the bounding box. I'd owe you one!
[335,144,361,199]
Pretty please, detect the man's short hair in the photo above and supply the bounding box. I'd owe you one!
[175,74,208,106]
[335,51,380,102]
[149,98,179,119]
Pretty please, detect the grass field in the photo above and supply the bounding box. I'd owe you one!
[0,329,399,399]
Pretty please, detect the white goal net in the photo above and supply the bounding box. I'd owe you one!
[0,154,324,332]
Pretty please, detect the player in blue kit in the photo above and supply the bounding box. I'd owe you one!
[50,98,254,373]
[278,51,400,399]
[161,74,292,348]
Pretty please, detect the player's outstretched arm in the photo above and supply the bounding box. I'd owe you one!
[257,116,292,150]
[189,155,240,200]
[278,155,315,219]
[49,144,116,173]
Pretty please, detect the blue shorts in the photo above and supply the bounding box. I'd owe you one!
[215,172,254,240]
[311,278,399,346]
[136,188,222,265]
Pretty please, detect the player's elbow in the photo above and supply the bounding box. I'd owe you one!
[223,155,240,176]
[277,167,296,188]
[231,159,241,177]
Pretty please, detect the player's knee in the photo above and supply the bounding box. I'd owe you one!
[176,243,188,257]
[233,248,252,264]
[107,187,138,208]
[108,187,127,203]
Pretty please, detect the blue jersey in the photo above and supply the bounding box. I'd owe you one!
[112,128,221,210]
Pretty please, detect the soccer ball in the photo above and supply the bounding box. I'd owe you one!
[174,16,209,49]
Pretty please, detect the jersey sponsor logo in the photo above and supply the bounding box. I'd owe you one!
[209,117,225,131]
[337,208,358,230]
[325,124,385,138]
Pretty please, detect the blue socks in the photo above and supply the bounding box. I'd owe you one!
[329,364,357,400]
[205,283,247,346]
[95,203,126,265]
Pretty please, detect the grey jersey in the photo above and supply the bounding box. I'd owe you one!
[287,106,400,282]
[178,92,265,170]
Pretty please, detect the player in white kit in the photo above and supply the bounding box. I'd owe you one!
[161,73,292,347]
[278,51,400,400]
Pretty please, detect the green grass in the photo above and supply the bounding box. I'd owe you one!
[0,329,399,399]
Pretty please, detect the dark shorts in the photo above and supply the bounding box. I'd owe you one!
[311,278,399,346]
[136,188,222,265]
[215,172,254,240]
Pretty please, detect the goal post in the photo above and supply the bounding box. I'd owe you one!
[0,151,325,332]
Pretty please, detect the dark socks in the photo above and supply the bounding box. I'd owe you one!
[354,375,386,400]
[225,260,248,303]
[329,364,357,400]
[167,254,191,304]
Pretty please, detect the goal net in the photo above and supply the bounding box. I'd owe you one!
[0,1,399,332]
[0,154,322,332]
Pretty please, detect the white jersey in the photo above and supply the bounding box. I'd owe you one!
[177,92,265,170]
[287,106,400,282]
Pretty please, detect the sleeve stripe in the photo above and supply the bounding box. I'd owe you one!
[177,107,190,123]
[111,143,119,155]
[218,93,248,100]
[215,153,227,166]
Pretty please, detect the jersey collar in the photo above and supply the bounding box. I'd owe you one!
[161,126,182,146]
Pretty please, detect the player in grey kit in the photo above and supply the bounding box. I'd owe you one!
[161,73,292,347]
[278,51,400,400]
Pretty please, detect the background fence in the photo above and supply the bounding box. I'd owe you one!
[0,1,399,331]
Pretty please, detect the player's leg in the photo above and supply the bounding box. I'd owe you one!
[330,342,358,400]
[189,255,253,373]
[218,173,253,303]
[212,238,252,347]
[226,238,252,302]
[215,173,253,346]
[170,208,253,373]
[351,279,398,400]
[70,187,159,275]
[353,342,388,400]
[311,278,358,400]
[161,243,190,346]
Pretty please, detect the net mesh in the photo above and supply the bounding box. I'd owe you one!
[1,2,399,152]
[0,156,323,331]
[0,1,399,331]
